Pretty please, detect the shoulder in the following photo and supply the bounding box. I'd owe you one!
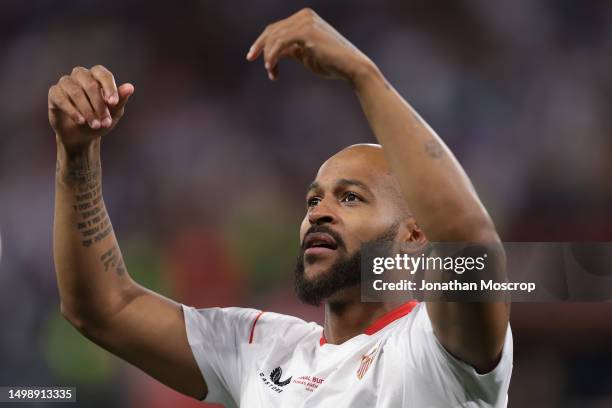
[248,310,321,345]
[182,306,261,333]
[182,305,319,345]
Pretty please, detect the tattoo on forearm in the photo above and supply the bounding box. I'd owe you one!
[61,150,113,247]
[100,244,126,275]
[424,140,444,159]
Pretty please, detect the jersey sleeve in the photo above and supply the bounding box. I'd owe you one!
[403,303,513,407]
[182,305,262,407]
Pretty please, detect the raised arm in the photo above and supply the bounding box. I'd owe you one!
[49,65,206,398]
[348,56,508,374]
[247,8,509,373]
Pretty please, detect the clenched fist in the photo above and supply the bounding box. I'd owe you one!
[48,65,134,151]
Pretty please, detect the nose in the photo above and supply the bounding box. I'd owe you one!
[308,199,337,226]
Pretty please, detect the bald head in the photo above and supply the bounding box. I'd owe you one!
[314,143,409,216]
[323,143,389,172]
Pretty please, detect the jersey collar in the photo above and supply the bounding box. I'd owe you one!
[319,300,419,346]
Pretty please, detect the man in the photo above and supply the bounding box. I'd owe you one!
[50,9,512,407]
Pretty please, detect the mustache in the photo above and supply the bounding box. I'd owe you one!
[301,225,345,251]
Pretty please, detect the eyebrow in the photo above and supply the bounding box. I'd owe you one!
[306,178,374,196]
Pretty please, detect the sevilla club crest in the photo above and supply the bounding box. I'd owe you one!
[357,347,379,380]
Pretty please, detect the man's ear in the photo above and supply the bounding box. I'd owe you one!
[398,217,428,252]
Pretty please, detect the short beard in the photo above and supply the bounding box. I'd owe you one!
[294,223,399,306]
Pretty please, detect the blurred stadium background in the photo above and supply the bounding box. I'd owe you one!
[0,0,611,406]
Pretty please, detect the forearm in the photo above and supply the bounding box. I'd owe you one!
[352,65,495,242]
[54,139,135,325]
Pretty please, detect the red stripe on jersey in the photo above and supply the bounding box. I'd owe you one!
[319,300,418,346]
[364,300,418,335]
[248,311,265,344]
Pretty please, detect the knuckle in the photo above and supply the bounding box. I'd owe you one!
[91,64,106,72]
[59,75,70,84]
[300,7,315,17]
[71,66,86,75]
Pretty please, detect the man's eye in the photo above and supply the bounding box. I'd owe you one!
[307,197,321,207]
[342,192,361,203]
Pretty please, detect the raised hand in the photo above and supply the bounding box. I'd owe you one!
[246,8,375,84]
[48,65,134,151]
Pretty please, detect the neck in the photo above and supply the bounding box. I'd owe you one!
[322,287,404,344]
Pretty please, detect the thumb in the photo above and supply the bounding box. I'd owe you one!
[111,83,135,114]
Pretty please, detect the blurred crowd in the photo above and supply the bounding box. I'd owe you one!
[0,1,611,407]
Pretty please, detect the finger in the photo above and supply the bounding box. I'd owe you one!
[90,65,119,106]
[248,9,310,61]
[71,67,111,128]
[247,22,276,61]
[269,44,302,80]
[48,85,86,125]
[262,16,311,77]
[59,76,100,129]
[265,32,305,80]
[109,83,135,118]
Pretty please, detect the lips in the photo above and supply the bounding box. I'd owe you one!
[303,232,338,254]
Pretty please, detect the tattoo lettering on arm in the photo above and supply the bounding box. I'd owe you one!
[59,148,127,274]
[62,150,114,247]
[424,139,444,159]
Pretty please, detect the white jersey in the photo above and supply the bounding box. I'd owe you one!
[182,302,513,407]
